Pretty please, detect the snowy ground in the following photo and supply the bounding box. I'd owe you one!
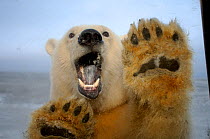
[0,72,209,139]
[191,79,210,139]
[0,72,50,139]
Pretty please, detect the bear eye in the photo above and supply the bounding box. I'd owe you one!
[69,33,75,38]
[102,31,109,37]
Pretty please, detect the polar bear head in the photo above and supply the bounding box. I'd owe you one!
[46,25,127,111]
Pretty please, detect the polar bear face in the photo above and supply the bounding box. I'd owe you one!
[46,25,126,111]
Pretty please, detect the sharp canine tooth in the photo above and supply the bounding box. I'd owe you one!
[79,78,100,89]
[78,79,85,87]
[80,67,85,80]
[93,78,100,87]
[80,67,84,74]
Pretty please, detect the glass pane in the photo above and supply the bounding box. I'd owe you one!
[0,0,209,138]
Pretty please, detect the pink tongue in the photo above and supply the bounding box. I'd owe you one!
[83,65,98,85]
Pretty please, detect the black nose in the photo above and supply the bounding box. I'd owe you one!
[78,29,102,46]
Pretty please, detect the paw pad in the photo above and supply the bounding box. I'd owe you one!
[133,58,156,77]
[133,56,180,77]
[130,33,139,45]
[155,26,163,37]
[40,125,76,138]
[74,106,82,116]
[142,27,150,40]
[63,102,71,112]
[172,32,179,41]
[82,113,90,123]
[50,104,56,112]
[28,98,93,138]
[159,56,179,72]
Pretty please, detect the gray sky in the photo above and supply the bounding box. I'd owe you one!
[0,0,207,78]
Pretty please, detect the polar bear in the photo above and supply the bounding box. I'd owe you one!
[27,18,192,139]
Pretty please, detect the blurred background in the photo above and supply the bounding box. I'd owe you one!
[0,0,209,139]
[0,0,208,78]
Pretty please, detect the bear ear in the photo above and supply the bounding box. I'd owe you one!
[45,39,57,56]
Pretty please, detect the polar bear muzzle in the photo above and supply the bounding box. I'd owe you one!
[74,52,102,99]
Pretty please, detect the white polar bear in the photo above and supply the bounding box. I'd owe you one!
[28,18,192,139]
[45,25,127,112]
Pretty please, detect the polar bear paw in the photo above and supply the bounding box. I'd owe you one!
[27,98,94,139]
[122,18,192,107]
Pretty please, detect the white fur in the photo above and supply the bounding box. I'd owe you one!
[47,25,127,112]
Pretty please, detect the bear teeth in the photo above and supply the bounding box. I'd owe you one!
[78,78,85,87]
[93,78,100,87]
[78,78,100,90]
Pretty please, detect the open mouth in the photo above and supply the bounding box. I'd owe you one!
[75,52,102,99]
[133,56,180,77]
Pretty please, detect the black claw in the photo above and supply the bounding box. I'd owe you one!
[142,28,151,40]
[63,102,71,112]
[156,27,163,37]
[74,106,82,116]
[130,33,139,45]
[50,105,56,112]
[82,113,90,123]
[172,32,179,41]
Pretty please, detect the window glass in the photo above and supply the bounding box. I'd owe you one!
[0,0,209,138]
